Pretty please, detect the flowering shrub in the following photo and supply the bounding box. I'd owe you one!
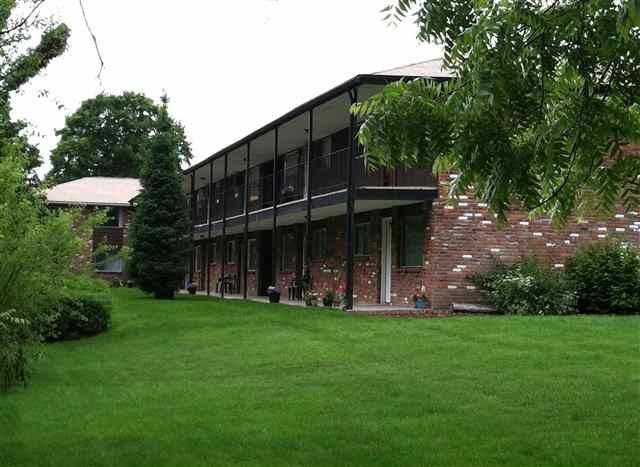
[471,257,577,315]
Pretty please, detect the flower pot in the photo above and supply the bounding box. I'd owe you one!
[269,291,281,303]
[415,298,427,309]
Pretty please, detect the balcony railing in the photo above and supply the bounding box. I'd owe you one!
[310,148,348,195]
[191,151,435,227]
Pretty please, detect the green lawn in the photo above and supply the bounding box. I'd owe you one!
[2,289,638,467]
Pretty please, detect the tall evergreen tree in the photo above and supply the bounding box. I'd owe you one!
[129,98,190,299]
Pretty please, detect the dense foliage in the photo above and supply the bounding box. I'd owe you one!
[471,257,577,315]
[0,0,70,179]
[45,276,112,341]
[355,0,640,224]
[0,156,98,389]
[0,309,31,390]
[128,98,191,299]
[48,92,193,183]
[567,240,640,314]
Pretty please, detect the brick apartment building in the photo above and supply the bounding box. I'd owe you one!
[184,60,639,311]
[46,177,141,281]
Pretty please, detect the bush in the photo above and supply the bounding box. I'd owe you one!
[566,240,640,314]
[471,257,577,315]
[45,276,112,341]
[323,290,336,307]
[0,310,32,391]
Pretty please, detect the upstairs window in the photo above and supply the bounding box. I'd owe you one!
[99,207,120,227]
[313,137,332,170]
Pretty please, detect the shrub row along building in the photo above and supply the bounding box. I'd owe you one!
[183,59,639,311]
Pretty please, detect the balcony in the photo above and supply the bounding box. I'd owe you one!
[190,152,436,233]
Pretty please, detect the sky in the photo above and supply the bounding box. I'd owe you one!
[11,0,440,177]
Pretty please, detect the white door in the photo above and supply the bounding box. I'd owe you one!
[380,217,392,304]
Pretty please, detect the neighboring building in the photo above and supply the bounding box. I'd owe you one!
[184,59,639,311]
[46,177,141,280]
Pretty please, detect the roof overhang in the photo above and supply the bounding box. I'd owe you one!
[184,73,450,176]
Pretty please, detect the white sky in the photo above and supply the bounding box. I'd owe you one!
[11,0,440,177]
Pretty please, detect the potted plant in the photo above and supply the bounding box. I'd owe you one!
[304,291,319,307]
[268,286,281,303]
[412,288,429,309]
[322,290,336,307]
[187,281,197,295]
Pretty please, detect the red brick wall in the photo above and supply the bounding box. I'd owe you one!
[191,183,639,310]
[422,173,640,310]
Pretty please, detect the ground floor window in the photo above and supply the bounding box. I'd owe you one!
[312,228,327,260]
[226,240,236,264]
[401,215,424,267]
[194,245,201,272]
[355,223,369,256]
[248,238,257,271]
[210,240,217,264]
[281,231,296,271]
[94,253,124,273]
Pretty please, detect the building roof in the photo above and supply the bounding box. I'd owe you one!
[185,59,453,174]
[46,177,141,207]
[374,58,454,79]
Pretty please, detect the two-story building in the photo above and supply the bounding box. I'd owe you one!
[184,59,639,311]
[46,177,141,281]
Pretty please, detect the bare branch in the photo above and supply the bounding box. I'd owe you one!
[0,0,47,36]
[78,0,104,80]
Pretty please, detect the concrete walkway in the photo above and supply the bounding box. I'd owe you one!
[180,290,440,315]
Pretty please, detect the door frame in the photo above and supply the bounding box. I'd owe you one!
[380,217,392,304]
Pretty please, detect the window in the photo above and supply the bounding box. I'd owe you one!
[248,239,257,271]
[99,207,120,227]
[355,223,369,256]
[312,228,327,260]
[401,215,424,267]
[196,189,208,224]
[314,137,332,169]
[210,240,217,264]
[248,167,260,204]
[280,231,296,271]
[226,240,236,264]
[95,255,124,273]
[194,245,201,272]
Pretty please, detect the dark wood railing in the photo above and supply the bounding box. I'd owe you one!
[193,151,435,227]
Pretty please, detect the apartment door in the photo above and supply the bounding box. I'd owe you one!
[380,217,392,304]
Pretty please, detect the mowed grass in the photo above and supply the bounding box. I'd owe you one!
[1,289,638,467]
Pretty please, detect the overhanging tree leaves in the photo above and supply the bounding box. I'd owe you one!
[48,92,192,183]
[0,0,70,178]
[128,97,190,300]
[355,0,640,224]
